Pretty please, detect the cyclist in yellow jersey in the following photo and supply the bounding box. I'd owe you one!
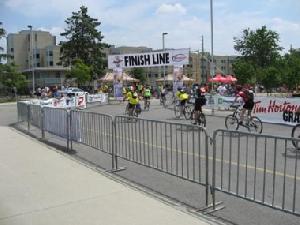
[128,92,141,115]
[176,88,189,117]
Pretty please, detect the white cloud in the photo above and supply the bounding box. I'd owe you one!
[156,3,186,15]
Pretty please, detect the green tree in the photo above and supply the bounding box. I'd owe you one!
[130,67,146,84]
[67,60,91,86]
[283,50,300,90]
[232,58,256,85]
[234,26,282,68]
[259,66,282,93]
[60,6,109,78]
[0,64,26,90]
[0,22,6,62]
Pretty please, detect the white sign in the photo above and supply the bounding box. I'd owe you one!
[87,93,108,104]
[108,48,189,69]
[252,97,300,125]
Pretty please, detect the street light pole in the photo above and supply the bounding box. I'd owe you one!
[162,32,168,86]
[210,0,214,90]
[28,25,35,94]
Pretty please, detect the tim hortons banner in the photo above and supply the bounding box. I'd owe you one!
[108,48,189,69]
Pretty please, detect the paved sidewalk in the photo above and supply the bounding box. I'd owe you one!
[0,127,216,225]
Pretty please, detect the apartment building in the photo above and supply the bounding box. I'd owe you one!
[7,30,69,90]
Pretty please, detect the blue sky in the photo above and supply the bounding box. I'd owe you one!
[0,0,300,55]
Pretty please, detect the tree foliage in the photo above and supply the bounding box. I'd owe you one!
[130,67,146,84]
[67,60,91,86]
[0,64,26,90]
[60,6,109,78]
[0,22,6,62]
[233,26,287,90]
[234,26,282,68]
[232,58,256,85]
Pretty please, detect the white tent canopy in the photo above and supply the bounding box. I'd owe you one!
[99,72,139,83]
[156,74,195,83]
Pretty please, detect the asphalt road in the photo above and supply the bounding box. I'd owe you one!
[2,100,300,225]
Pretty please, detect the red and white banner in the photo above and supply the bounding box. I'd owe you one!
[252,97,300,125]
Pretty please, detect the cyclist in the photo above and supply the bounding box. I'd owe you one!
[193,85,207,124]
[143,86,151,109]
[128,92,141,116]
[233,85,254,125]
[160,85,167,105]
[176,87,189,117]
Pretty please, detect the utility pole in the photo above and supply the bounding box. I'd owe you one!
[201,35,205,83]
[162,32,168,86]
[28,25,35,94]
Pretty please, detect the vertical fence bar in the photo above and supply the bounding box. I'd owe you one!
[245,135,249,197]
[170,123,173,173]
[205,131,209,206]
[236,133,241,195]
[292,150,298,213]
[221,132,224,189]
[111,118,116,170]
[228,132,232,192]
[192,126,195,181]
[27,104,31,132]
[254,136,258,200]
[66,110,70,151]
[262,137,267,203]
[272,138,278,206]
[165,123,168,172]
[282,140,287,210]
[212,131,217,210]
[41,107,45,139]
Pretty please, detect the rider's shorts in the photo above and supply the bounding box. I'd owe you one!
[243,100,254,110]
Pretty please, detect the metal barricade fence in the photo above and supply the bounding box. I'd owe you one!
[114,115,211,205]
[30,104,42,128]
[212,129,300,215]
[43,107,68,139]
[17,102,29,123]
[70,110,113,154]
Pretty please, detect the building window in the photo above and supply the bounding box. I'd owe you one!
[10,55,14,60]
[56,73,60,78]
[155,74,158,78]
[37,63,40,67]
[36,53,40,59]
[35,33,37,41]
[11,48,14,52]
[49,51,53,56]
[49,61,53,66]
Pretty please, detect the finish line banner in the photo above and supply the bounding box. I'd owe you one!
[108,48,189,69]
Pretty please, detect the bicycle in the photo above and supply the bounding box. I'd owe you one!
[144,98,150,111]
[190,109,206,127]
[291,123,300,149]
[225,104,263,134]
[160,95,167,108]
[174,100,192,119]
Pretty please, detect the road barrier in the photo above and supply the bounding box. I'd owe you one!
[212,129,300,215]
[16,101,300,215]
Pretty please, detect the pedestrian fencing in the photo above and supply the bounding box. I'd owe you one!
[114,116,211,205]
[212,129,300,215]
[16,101,300,215]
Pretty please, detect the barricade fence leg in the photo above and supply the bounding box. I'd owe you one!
[41,107,45,139]
[66,109,70,151]
[27,104,31,132]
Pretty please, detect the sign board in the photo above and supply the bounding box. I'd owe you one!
[108,48,189,69]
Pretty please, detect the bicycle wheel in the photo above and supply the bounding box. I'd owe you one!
[248,116,263,134]
[292,124,300,149]
[225,115,238,130]
[197,113,206,127]
[174,105,181,118]
[184,105,192,120]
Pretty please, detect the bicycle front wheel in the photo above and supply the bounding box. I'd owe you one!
[174,105,181,118]
[225,115,238,130]
[248,116,263,134]
[292,124,300,149]
[184,105,193,120]
[198,113,206,127]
